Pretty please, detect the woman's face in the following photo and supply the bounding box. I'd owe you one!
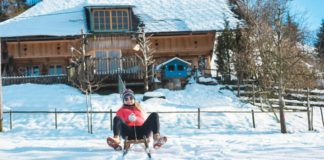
[124,96,135,105]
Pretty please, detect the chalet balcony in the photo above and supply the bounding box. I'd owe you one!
[2,56,145,86]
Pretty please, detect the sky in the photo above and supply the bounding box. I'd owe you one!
[290,0,324,32]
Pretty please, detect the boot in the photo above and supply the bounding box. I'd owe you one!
[107,135,122,151]
[153,133,167,150]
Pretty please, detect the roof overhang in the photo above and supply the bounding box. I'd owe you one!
[0,35,80,42]
[161,57,192,66]
[84,5,135,10]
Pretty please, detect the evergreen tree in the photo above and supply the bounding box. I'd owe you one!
[216,19,235,82]
[0,0,31,22]
[315,19,324,57]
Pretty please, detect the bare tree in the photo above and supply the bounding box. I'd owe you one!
[134,23,155,91]
[69,30,106,134]
[235,0,315,133]
[70,54,103,134]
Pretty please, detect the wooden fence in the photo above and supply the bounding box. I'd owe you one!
[2,75,68,86]
[3,109,321,132]
[231,85,324,111]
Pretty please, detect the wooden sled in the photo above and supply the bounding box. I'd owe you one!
[123,136,151,158]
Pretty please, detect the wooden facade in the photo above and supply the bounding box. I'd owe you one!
[150,33,214,69]
[3,32,215,77]
[5,39,80,76]
[1,3,218,79]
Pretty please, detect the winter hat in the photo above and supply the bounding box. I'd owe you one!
[122,89,135,104]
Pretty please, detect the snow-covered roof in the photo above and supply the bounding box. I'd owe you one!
[161,57,192,66]
[156,57,192,71]
[0,0,240,37]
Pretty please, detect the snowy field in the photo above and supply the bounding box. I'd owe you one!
[0,82,324,160]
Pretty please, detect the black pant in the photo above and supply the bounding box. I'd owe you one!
[113,112,160,140]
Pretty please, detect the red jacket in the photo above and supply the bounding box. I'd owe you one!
[116,106,145,126]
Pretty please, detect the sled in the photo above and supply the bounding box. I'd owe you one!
[123,136,151,158]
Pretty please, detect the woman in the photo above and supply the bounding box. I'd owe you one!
[107,89,167,150]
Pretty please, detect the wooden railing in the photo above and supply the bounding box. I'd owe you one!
[2,56,145,86]
[231,85,324,111]
[2,74,68,86]
[68,56,145,84]
[93,56,143,76]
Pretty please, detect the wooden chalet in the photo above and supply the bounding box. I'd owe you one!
[0,0,240,85]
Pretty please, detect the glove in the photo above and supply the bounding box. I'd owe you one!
[128,113,137,122]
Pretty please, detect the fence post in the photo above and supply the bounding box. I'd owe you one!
[90,110,93,134]
[110,109,113,131]
[311,105,314,130]
[252,109,255,128]
[195,68,198,83]
[10,110,12,130]
[198,108,200,129]
[55,108,58,129]
[320,107,324,127]
[252,82,255,105]
[307,88,313,131]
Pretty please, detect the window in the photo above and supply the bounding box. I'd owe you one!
[26,66,39,76]
[109,51,120,57]
[56,66,62,75]
[94,50,122,74]
[26,66,32,76]
[168,65,175,71]
[33,66,39,76]
[49,65,63,75]
[92,9,129,31]
[50,66,55,75]
[95,51,108,74]
[177,65,184,71]
[109,51,121,72]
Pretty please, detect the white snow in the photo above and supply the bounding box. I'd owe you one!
[144,91,165,97]
[0,82,323,159]
[198,77,218,83]
[0,0,241,37]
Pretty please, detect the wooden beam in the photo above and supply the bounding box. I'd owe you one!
[14,55,71,59]
[149,33,214,39]
[6,39,79,44]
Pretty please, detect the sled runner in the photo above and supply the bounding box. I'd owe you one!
[123,136,151,158]
[106,136,152,158]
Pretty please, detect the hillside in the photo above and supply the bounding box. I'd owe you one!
[0,83,323,159]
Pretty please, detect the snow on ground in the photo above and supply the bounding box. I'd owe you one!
[0,83,324,160]
[198,77,218,83]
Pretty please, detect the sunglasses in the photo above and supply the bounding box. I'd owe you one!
[124,97,134,101]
